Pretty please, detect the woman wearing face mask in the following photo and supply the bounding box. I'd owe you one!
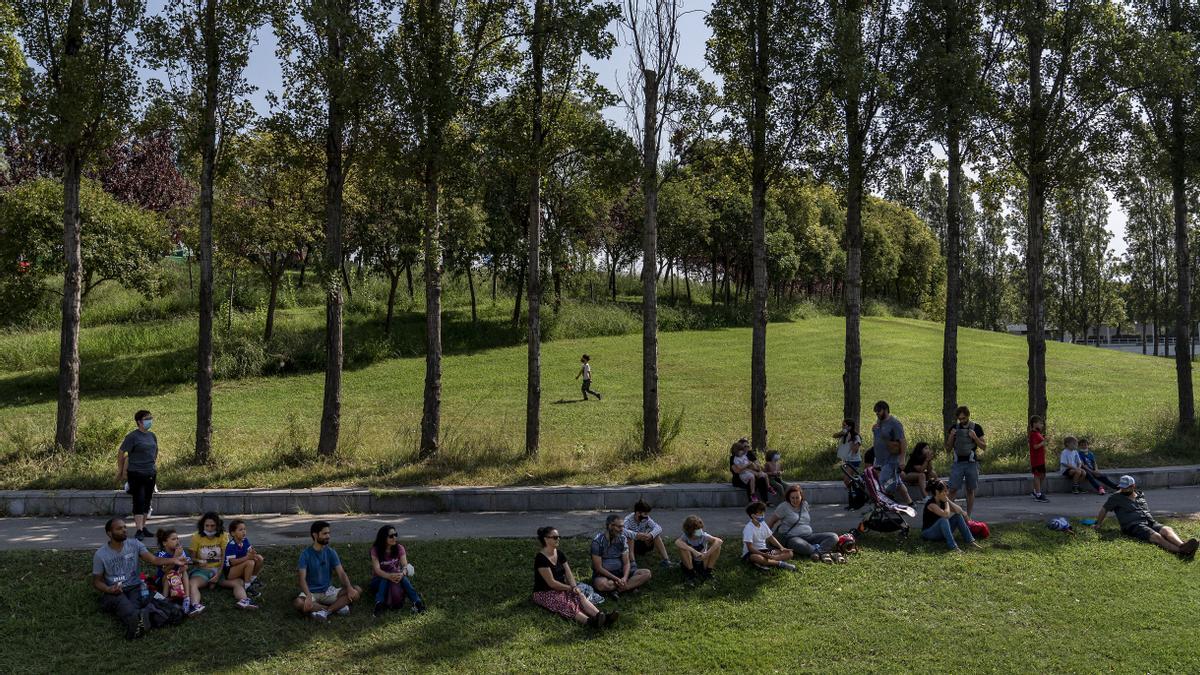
[674,515,723,584]
[767,485,843,563]
[189,512,230,605]
[742,502,796,570]
[117,410,159,541]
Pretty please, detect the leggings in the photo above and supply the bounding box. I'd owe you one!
[921,513,975,550]
[127,471,156,516]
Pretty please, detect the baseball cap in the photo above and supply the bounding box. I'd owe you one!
[1118,475,1136,489]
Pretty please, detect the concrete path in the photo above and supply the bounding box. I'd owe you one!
[5,486,1199,552]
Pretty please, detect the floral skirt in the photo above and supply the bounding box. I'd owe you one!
[531,590,580,619]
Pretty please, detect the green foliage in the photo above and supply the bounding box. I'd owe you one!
[0,177,171,324]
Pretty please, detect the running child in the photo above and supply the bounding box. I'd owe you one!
[575,354,602,401]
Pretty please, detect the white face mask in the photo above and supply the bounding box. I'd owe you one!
[204,529,217,537]
[693,529,706,540]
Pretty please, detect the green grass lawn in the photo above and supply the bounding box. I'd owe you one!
[0,315,1194,490]
[5,521,1199,674]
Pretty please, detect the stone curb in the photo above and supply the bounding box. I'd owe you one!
[3,465,1198,517]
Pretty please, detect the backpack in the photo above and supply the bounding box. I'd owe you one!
[967,520,990,539]
[146,597,186,628]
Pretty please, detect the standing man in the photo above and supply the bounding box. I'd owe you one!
[117,410,159,540]
[294,520,361,621]
[92,517,183,639]
[871,401,911,505]
[590,514,651,598]
[1093,476,1198,558]
[946,405,985,517]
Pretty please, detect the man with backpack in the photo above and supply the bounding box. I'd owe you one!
[92,518,186,639]
[946,405,985,517]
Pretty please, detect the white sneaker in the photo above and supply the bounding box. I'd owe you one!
[336,606,350,616]
[187,603,205,616]
[236,597,259,610]
[311,610,328,622]
[779,562,797,571]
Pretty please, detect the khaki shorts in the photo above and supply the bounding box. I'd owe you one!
[300,587,341,606]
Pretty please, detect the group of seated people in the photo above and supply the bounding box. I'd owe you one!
[92,515,427,639]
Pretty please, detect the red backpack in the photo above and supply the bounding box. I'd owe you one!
[967,520,990,539]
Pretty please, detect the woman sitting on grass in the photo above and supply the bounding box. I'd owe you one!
[674,515,722,584]
[921,480,982,553]
[223,519,264,607]
[189,512,231,606]
[742,501,796,570]
[532,527,617,629]
[767,485,843,564]
[369,525,426,617]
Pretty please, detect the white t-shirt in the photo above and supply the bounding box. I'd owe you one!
[582,363,592,379]
[742,520,772,556]
[1059,448,1081,470]
[836,433,863,462]
[731,455,751,471]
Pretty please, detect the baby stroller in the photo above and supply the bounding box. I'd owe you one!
[848,464,913,539]
[841,463,867,510]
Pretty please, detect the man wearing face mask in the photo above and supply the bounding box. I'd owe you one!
[117,410,159,541]
[1092,476,1198,559]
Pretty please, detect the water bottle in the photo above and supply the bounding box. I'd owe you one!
[139,582,150,604]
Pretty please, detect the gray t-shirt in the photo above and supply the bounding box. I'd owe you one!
[92,539,148,588]
[120,430,158,474]
[772,501,813,539]
[873,416,905,464]
[1104,491,1154,530]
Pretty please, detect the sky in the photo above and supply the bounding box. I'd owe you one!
[146,0,1127,255]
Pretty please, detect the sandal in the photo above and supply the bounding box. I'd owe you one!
[833,553,847,564]
[810,553,821,563]
[819,553,834,564]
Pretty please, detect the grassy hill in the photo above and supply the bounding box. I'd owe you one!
[0,313,1194,490]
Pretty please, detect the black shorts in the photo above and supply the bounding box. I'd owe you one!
[1123,521,1165,542]
[127,471,156,515]
[633,539,653,556]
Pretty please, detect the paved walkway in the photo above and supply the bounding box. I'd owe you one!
[7,486,1200,552]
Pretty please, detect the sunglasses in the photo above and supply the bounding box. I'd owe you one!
[387,533,397,539]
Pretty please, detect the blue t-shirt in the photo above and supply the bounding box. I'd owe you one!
[224,537,251,571]
[299,545,341,593]
[154,549,189,585]
[1079,450,1097,471]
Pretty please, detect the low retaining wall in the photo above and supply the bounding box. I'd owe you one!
[3,465,1198,517]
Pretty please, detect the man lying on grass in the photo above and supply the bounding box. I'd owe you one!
[295,520,361,621]
[1093,476,1198,559]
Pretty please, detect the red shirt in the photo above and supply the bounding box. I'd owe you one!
[1028,430,1045,465]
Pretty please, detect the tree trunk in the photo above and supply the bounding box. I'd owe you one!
[749,0,769,453]
[710,254,717,306]
[512,258,526,326]
[683,258,692,303]
[526,13,543,458]
[1170,85,1194,428]
[641,69,661,455]
[55,148,83,453]
[385,270,399,336]
[297,244,308,289]
[317,14,347,458]
[467,264,477,324]
[340,258,353,300]
[490,257,498,301]
[942,124,963,431]
[264,254,280,342]
[1025,15,1048,423]
[420,158,443,459]
[227,268,236,331]
[405,260,415,298]
[194,0,219,463]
